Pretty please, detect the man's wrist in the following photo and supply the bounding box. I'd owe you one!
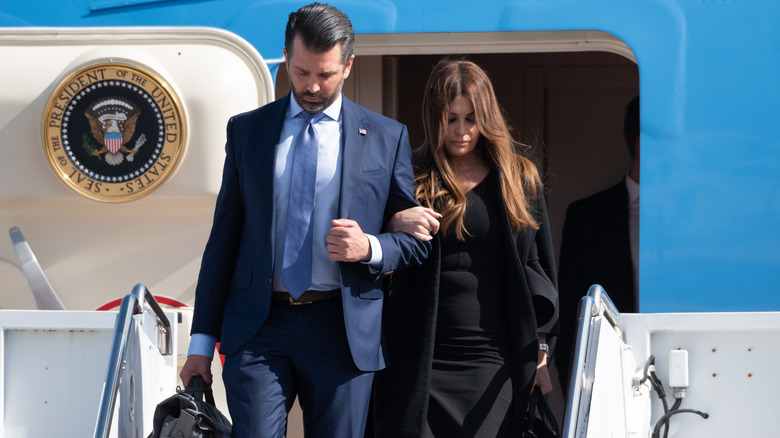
[362,235,372,261]
[363,234,383,265]
[188,333,217,358]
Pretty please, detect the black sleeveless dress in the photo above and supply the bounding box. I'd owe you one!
[425,171,514,437]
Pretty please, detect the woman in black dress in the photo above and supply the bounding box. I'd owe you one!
[373,59,558,437]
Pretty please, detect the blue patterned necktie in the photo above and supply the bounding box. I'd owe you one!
[282,111,324,299]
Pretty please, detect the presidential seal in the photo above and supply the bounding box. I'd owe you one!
[43,60,186,202]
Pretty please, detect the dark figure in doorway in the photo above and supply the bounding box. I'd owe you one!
[555,96,640,396]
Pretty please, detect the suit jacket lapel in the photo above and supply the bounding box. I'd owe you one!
[339,97,369,218]
[257,96,289,251]
[259,94,289,174]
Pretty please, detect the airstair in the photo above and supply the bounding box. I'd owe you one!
[0,282,177,437]
[3,226,177,437]
[564,285,780,437]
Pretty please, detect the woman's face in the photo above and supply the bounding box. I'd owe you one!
[443,95,480,161]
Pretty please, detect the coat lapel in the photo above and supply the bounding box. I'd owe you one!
[338,97,369,218]
[253,96,289,258]
[260,96,289,204]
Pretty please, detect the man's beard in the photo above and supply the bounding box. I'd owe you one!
[289,76,344,114]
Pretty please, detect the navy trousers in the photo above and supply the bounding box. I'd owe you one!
[222,298,374,438]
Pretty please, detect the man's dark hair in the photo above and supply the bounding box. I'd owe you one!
[285,3,355,65]
[624,96,640,159]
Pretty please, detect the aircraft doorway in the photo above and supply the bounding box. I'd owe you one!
[274,32,639,427]
[276,44,638,271]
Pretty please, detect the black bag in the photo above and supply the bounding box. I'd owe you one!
[521,387,560,438]
[148,375,232,438]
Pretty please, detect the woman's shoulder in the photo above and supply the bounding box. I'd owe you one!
[410,145,428,162]
[411,146,436,175]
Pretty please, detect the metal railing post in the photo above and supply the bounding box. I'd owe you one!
[93,284,173,438]
[562,284,625,438]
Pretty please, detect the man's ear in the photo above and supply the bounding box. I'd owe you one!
[343,54,355,79]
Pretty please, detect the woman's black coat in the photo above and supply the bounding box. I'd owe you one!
[373,167,559,437]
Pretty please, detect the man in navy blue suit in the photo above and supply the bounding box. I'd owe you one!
[179,3,429,436]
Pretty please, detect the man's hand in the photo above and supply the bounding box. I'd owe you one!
[180,354,213,387]
[327,219,371,262]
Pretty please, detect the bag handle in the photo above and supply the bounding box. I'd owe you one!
[184,375,217,407]
[526,386,560,437]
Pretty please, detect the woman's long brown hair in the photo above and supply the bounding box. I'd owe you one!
[414,58,542,239]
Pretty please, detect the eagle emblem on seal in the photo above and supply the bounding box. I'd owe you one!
[85,97,147,166]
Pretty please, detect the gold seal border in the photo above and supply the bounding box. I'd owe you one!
[42,59,187,203]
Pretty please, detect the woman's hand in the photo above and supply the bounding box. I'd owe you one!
[533,350,553,395]
[386,206,441,241]
[533,334,552,394]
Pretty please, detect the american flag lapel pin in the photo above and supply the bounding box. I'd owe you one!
[359,128,367,136]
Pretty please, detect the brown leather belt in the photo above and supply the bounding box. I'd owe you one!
[271,289,341,305]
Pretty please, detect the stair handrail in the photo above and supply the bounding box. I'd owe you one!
[93,283,172,438]
[563,284,625,438]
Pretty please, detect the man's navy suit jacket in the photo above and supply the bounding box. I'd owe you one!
[191,94,429,372]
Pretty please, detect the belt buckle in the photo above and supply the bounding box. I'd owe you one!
[289,294,312,305]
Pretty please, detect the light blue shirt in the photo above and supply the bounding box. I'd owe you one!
[272,93,344,292]
[188,93,383,358]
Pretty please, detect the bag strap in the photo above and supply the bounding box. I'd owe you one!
[184,375,217,407]
[171,409,198,436]
[527,386,560,437]
[526,387,540,432]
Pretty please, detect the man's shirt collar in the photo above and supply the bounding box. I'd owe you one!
[286,92,343,122]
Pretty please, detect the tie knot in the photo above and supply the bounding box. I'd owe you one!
[300,111,325,125]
